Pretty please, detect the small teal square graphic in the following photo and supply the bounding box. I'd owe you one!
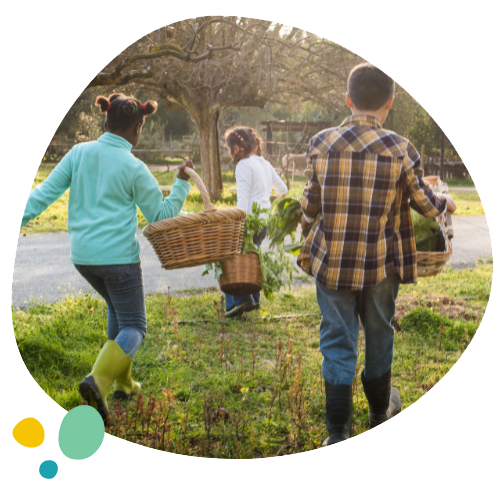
[39,460,58,479]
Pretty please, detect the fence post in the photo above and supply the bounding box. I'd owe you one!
[266,122,273,156]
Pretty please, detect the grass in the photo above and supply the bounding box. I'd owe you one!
[444,177,474,187]
[450,189,485,216]
[12,264,491,458]
[21,166,70,234]
[20,166,240,234]
[20,166,484,235]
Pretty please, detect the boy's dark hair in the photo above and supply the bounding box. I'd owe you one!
[225,127,263,165]
[95,93,158,131]
[347,63,395,111]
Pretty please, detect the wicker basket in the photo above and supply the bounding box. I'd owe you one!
[416,176,453,278]
[219,252,263,296]
[143,168,246,270]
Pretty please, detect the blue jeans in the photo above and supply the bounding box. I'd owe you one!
[316,273,401,385]
[225,227,268,311]
[74,263,146,357]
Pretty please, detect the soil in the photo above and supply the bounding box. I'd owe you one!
[392,295,478,330]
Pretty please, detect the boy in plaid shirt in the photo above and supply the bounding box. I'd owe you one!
[299,63,456,446]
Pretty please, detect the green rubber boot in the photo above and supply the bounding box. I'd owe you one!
[78,341,131,424]
[113,359,141,401]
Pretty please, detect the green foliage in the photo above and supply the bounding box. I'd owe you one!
[444,178,474,187]
[246,203,294,300]
[242,203,268,254]
[399,308,476,352]
[202,262,223,280]
[403,106,443,151]
[267,197,303,246]
[54,87,103,142]
[400,264,492,303]
[132,90,194,140]
[202,202,294,300]
[411,210,443,252]
[259,248,293,301]
[142,158,185,165]
[451,189,485,216]
[12,266,488,457]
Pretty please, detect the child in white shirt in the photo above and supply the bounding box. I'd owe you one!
[224,127,288,317]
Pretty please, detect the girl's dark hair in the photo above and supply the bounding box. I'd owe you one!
[347,63,395,111]
[225,127,263,165]
[95,93,158,132]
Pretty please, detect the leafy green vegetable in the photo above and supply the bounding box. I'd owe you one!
[258,247,293,301]
[283,243,303,256]
[267,197,303,246]
[202,202,294,300]
[411,210,444,252]
[242,203,269,254]
[201,262,223,280]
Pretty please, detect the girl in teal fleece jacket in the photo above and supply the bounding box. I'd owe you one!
[22,93,193,424]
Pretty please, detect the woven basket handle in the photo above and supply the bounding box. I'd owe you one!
[183,167,216,212]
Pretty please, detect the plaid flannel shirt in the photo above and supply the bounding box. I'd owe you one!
[297,115,447,290]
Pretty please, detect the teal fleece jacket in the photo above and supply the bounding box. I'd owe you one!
[22,132,191,265]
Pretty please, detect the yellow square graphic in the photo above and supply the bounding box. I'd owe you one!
[12,417,45,448]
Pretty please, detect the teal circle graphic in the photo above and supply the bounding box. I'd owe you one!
[58,406,105,460]
[39,460,58,479]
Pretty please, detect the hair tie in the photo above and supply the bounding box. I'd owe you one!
[107,102,111,111]
[123,104,136,115]
[234,132,245,142]
[141,103,147,110]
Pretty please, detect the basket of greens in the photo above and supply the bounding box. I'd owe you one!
[203,203,294,300]
[414,176,453,277]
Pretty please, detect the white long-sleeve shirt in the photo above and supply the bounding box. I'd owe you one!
[235,155,288,215]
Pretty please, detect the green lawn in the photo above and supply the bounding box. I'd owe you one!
[444,177,474,187]
[20,166,483,235]
[13,264,491,458]
[450,189,485,216]
[20,165,239,234]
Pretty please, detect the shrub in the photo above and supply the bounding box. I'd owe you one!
[399,308,477,352]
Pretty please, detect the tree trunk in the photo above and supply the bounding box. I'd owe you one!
[195,109,223,200]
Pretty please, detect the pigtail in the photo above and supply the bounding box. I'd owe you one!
[248,128,263,157]
[141,100,158,116]
[109,93,123,103]
[233,149,247,166]
[255,139,263,157]
[95,96,110,114]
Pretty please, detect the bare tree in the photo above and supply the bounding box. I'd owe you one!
[89,17,359,199]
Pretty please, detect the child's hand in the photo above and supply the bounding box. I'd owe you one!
[301,214,309,231]
[177,160,195,181]
[444,193,456,213]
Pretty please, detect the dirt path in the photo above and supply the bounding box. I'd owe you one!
[12,215,491,309]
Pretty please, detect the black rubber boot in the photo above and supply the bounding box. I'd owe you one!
[322,382,353,446]
[361,368,402,429]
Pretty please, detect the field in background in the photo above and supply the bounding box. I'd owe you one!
[20,166,481,234]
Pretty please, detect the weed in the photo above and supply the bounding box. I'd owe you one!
[12,266,491,458]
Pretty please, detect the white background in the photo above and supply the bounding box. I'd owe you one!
[1,1,502,492]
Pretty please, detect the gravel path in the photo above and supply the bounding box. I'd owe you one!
[11,215,492,309]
